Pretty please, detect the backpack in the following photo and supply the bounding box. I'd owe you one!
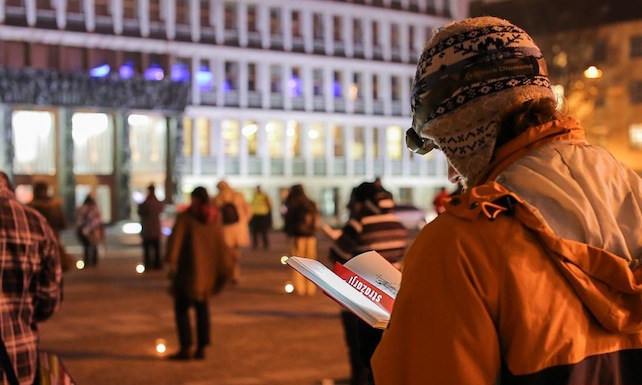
[220,202,240,224]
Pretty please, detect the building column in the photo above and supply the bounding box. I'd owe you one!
[114,111,131,221]
[364,70,373,114]
[256,119,270,177]
[238,2,248,46]
[213,118,225,177]
[325,122,334,176]
[364,17,373,59]
[345,124,354,177]
[324,67,334,113]
[239,60,248,108]
[139,0,150,37]
[57,108,76,224]
[189,0,200,41]
[166,114,183,204]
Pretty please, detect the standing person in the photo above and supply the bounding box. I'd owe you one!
[165,186,233,360]
[212,180,252,285]
[283,184,319,296]
[249,185,272,250]
[330,182,408,385]
[0,172,62,385]
[373,16,642,384]
[27,181,67,239]
[75,193,104,267]
[138,183,165,271]
[431,186,449,215]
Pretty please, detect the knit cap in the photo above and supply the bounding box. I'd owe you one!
[411,16,556,184]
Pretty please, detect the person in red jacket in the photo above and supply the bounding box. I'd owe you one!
[373,16,642,385]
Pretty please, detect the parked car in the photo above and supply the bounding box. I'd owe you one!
[392,204,436,230]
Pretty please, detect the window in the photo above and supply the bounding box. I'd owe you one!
[373,74,380,100]
[391,23,400,50]
[353,19,363,45]
[181,117,210,157]
[292,10,302,38]
[351,73,363,101]
[592,40,607,63]
[287,120,301,157]
[11,111,56,175]
[333,125,345,157]
[372,21,380,48]
[386,126,403,160]
[313,13,324,40]
[353,126,365,159]
[309,122,325,158]
[333,16,343,42]
[333,71,343,98]
[224,2,237,30]
[71,112,113,174]
[247,5,258,33]
[270,64,282,93]
[630,123,642,149]
[269,8,281,36]
[243,120,258,156]
[266,120,284,158]
[408,25,415,51]
[630,80,642,104]
[129,114,167,172]
[221,119,240,157]
[289,67,303,97]
[248,63,257,91]
[313,69,324,96]
[224,61,239,91]
[391,76,401,101]
[631,35,642,58]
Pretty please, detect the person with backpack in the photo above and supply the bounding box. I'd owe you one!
[283,184,319,296]
[212,180,252,285]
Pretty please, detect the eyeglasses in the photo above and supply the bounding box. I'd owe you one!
[406,55,549,155]
[405,127,439,155]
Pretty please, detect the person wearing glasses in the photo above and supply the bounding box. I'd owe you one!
[372,17,642,385]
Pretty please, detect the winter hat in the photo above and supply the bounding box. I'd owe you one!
[410,16,556,184]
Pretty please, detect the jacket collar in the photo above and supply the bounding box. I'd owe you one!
[480,116,587,184]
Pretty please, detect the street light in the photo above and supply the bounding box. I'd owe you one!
[584,65,603,79]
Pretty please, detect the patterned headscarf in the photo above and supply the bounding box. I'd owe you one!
[411,17,556,184]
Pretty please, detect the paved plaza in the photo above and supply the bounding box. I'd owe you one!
[39,228,353,385]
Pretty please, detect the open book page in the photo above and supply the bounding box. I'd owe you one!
[343,250,401,299]
[286,256,391,329]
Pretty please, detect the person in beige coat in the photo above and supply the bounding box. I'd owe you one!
[212,180,252,284]
[165,186,233,360]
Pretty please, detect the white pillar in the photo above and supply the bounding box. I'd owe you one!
[303,66,313,112]
[54,0,67,29]
[191,56,202,105]
[83,0,95,31]
[323,12,333,55]
[25,0,36,27]
[343,15,353,57]
[260,62,270,109]
[302,8,313,53]
[239,60,248,108]
[111,0,123,35]
[161,0,176,40]
[214,0,224,45]
[324,67,334,113]
[364,17,373,59]
[259,3,270,49]
[238,2,247,46]
[138,0,150,37]
[189,0,200,41]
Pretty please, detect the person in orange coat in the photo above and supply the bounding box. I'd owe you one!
[373,16,642,385]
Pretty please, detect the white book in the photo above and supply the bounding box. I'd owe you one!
[286,250,401,329]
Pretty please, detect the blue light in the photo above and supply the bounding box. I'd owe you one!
[195,66,213,90]
[170,63,190,82]
[333,81,342,98]
[144,64,164,81]
[119,62,134,79]
[288,76,302,97]
[89,64,110,78]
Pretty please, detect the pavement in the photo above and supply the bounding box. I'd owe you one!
[39,227,354,385]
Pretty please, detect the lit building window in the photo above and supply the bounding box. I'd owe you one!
[313,13,324,40]
[287,120,301,157]
[182,118,193,156]
[292,10,302,38]
[247,5,258,33]
[270,64,282,93]
[195,118,211,156]
[129,114,167,173]
[224,61,239,92]
[333,16,342,43]
[386,126,403,160]
[224,2,237,30]
[309,123,325,158]
[269,8,281,36]
[333,71,343,98]
[289,67,303,97]
[72,112,113,174]
[353,126,365,159]
[12,111,55,175]
[629,124,642,149]
[267,120,284,158]
[333,125,345,157]
[313,69,324,96]
[243,121,259,156]
[222,120,240,157]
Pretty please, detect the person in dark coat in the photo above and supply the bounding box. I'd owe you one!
[165,186,234,360]
[138,184,165,270]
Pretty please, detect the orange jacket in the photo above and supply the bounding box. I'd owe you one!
[372,117,642,384]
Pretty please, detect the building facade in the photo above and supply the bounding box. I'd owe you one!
[471,0,642,176]
[0,0,469,226]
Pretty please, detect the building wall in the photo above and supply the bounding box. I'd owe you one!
[0,0,471,224]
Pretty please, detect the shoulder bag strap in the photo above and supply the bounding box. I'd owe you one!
[0,335,20,385]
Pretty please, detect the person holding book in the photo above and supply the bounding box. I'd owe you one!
[372,16,642,384]
[330,181,408,385]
